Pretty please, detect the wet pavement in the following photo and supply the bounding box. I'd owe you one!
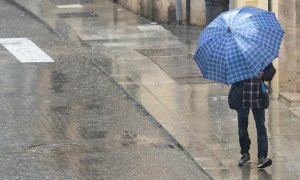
[0,1,210,179]
[5,0,300,179]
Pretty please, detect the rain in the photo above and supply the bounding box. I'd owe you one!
[0,0,299,179]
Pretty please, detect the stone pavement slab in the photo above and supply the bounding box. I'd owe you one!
[8,0,300,179]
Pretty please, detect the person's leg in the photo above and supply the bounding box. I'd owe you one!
[252,107,272,168]
[237,108,251,155]
[252,108,268,158]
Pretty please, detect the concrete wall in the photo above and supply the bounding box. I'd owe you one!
[235,0,300,95]
[182,0,206,25]
[278,0,300,92]
[236,0,268,9]
[117,0,206,26]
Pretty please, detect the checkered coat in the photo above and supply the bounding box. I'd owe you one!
[228,63,276,110]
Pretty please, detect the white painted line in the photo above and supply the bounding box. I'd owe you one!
[0,38,27,44]
[56,4,83,9]
[137,25,165,31]
[220,96,228,101]
[0,38,55,63]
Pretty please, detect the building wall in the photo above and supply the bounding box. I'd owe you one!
[118,0,300,93]
[117,0,206,26]
[182,0,206,25]
[278,0,300,92]
[236,0,267,9]
[235,0,300,94]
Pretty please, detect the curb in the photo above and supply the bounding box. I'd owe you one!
[90,59,213,180]
[6,0,68,43]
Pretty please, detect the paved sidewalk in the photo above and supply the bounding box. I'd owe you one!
[8,0,300,179]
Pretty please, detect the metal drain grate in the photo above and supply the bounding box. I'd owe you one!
[134,49,212,85]
[57,12,98,18]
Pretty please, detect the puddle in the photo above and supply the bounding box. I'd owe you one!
[50,106,69,114]
[85,104,101,110]
[80,130,107,139]
[25,143,87,154]
[51,71,68,93]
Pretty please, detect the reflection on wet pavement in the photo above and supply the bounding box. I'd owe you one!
[50,71,68,93]
[57,12,98,18]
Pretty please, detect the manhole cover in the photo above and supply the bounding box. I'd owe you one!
[57,12,98,18]
[134,49,212,84]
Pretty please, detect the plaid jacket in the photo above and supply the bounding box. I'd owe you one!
[228,63,275,110]
[242,78,263,109]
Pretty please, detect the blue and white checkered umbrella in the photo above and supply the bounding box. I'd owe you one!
[194,6,284,84]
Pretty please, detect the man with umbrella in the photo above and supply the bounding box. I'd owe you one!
[194,6,284,168]
[228,63,276,168]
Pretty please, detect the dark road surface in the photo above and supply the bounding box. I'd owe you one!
[0,1,210,179]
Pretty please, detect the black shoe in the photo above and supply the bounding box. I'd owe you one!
[257,157,272,168]
[238,153,250,166]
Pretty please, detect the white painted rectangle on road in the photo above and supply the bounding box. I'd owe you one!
[56,4,83,9]
[0,38,55,63]
[137,25,165,31]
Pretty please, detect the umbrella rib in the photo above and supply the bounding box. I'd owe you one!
[233,28,283,56]
[195,34,229,84]
[224,35,231,83]
[206,34,229,83]
[197,27,226,48]
[231,33,257,77]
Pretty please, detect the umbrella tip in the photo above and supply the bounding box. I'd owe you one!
[227,26,232,33]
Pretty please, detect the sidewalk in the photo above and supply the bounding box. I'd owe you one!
[8,0,300,179]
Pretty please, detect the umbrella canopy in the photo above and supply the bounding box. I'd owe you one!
[194,6,284,84]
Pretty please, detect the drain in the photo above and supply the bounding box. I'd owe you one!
[134,49,211,84]
[57,12,98,18]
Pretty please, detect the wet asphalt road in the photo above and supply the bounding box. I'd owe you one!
[0,1,210,179]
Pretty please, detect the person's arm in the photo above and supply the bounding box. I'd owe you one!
[261,63,276,81]
[258,71,264,79]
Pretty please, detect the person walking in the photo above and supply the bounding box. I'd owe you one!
[228,63,276,168]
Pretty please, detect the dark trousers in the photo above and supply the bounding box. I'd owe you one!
[237,107,268,158]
